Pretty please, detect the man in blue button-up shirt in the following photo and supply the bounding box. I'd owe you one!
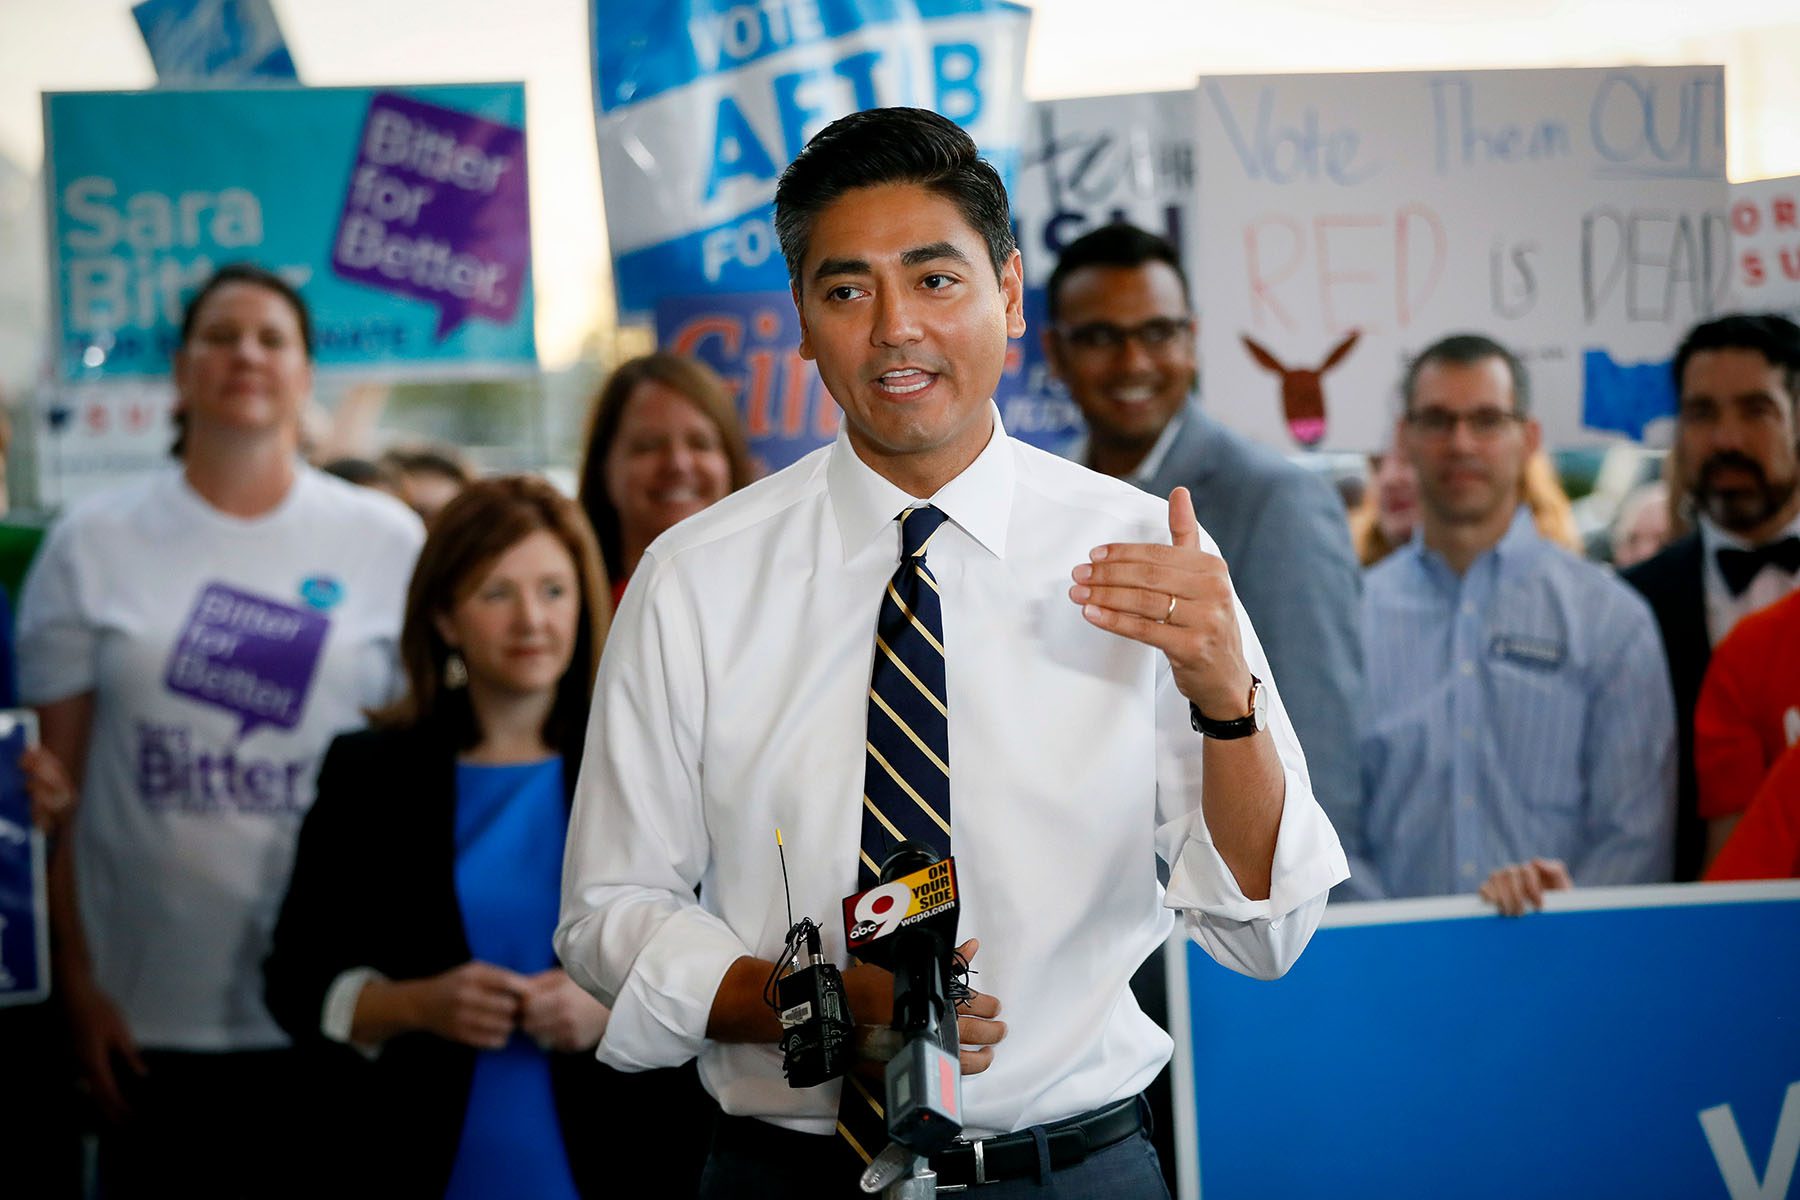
[1353,334,1676,912]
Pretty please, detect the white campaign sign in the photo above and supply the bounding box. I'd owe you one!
[1730,175,1800,324]
[1197,67,1730,453]
[1011,90,1200,288]
[31,379,178,508]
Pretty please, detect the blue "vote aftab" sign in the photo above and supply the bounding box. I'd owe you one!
[592,0,1031,320]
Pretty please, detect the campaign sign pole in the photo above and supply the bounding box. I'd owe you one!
[0,712,49,1008]
[1167,882,1800,1200]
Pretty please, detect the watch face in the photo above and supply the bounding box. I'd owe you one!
[1251,677,1268,731]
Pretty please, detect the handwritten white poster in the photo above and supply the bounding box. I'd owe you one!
[1197,66,1730,452]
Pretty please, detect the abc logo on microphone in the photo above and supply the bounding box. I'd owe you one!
[843,859,958,953]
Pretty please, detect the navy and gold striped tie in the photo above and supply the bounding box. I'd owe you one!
[838,504,953,1170]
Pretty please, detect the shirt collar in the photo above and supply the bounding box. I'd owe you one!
[1125,411,1186,488]
[1067,409,1188,488]
[1698,508,1800,555]
[827,400,1015,563]
[1407,504,1539,583]
[1492,503,1542,559]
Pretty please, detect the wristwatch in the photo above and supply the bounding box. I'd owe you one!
[1189,675,1267,740]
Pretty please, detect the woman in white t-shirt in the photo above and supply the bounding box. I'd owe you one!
[17,263,424,1197]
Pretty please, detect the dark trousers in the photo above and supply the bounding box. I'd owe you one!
[697,1114,1170,1200]
[0,1002,84,1199]
[99,1048,303,1200]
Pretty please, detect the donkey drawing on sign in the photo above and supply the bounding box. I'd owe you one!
[1242,331,1361,448]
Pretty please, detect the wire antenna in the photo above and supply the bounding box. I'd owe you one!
[776,827,794,930]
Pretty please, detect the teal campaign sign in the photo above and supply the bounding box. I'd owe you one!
[1170,884,1800,1200]
[43,85,535,380]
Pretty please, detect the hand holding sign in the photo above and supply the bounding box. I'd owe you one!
[20,746,76,836]
[1479,858,1573,917]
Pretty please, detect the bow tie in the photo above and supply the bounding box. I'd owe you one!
[1717,536,1800,597]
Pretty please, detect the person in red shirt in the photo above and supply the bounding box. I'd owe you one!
[1694,588,1800,865]
[1705,741,1800,880]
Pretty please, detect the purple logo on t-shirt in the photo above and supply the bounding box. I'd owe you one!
[164,584,330,739]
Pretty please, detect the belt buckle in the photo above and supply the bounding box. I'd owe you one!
[934,1135,987,1193]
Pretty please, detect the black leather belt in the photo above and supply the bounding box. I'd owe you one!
[930,1095,1145,1190]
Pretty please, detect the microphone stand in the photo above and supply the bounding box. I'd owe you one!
[861,926,960,1198]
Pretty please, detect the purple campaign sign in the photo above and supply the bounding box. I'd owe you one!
[164,584,329,739]
[330,91,530,339]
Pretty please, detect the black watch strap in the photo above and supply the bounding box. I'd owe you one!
[1189,677,1263,739]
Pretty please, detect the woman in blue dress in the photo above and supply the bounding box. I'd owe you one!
[266,475,696,1196]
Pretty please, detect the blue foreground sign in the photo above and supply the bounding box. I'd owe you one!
[0,712,47,1008]
[1170,884,1800,1200]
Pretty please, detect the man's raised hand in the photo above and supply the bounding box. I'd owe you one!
[1070,487,1253,718]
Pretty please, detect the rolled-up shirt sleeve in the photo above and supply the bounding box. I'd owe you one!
[556,552,749,1072]
[1153,582,1350,981]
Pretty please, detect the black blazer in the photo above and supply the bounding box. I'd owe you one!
[1621,533,1710,881]
[265,721,714,1198]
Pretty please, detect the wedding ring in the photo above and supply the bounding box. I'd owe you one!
[1164,594,1178,623]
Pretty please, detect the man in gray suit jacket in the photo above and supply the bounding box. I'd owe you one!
[1044,224,1366,877]
[1043,224,1367,1193]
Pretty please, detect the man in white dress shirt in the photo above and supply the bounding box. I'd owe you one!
[557,107,1347,1198]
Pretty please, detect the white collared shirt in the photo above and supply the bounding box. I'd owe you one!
[1699,510,1800,645]
[556,405,1347,1137]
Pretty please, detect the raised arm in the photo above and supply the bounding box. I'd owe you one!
[1073,489,1349,979]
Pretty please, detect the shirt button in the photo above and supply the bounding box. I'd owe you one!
[1462,602,1476,616]
[1460,795,1475,809]
[1461,726,1475,741]
[1461,861,1477,877]
[1459,660,1475,676]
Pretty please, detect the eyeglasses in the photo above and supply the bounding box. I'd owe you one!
[1055,316,1194,354]
[1404,407,1525,438]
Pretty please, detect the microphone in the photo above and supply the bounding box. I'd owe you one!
[842,840,964,1154]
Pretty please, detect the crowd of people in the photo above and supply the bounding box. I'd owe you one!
[2,125,1797,1198]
